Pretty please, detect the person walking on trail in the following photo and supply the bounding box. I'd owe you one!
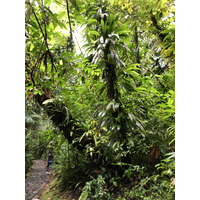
[46,151,53,174]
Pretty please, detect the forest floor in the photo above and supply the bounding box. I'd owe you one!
[25,160,52,200]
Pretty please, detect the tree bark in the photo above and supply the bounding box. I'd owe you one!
[150,11,166,42]
[104,47,117,101]
[135,26,140,64]
[66,0,73,52]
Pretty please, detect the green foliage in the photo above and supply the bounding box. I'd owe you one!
[79,175,109,200]
[25,105,56,174]
[25,0,175,198]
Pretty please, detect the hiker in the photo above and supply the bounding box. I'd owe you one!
[46,151,53,174]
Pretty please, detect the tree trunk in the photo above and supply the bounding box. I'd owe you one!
[135,26,140,65]
[104,48,117,101]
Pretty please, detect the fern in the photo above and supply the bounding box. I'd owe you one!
[79,175,107,200]
[78,188,88,200]
[95,175,105,198]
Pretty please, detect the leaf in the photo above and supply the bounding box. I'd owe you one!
[101,19,106,34]
[128,113,135,122]
[58,11,66,19]
[117,125,120,130]
[157,103,167,108]
[115,24,130,34]
[44,0,51,6]
[26,4,32,20]
[127,63,141,68]
[30,43,34,51]
[74,15,86,24]
[120,37,130,44]
[121,79,134,92]
[165,152,175,160]
[128,5,132,14]
[69,0,79,11]
[89,30,100,36]
[43,6,54,17]
[88,18,97,25]
[42,99,55,105]
[110,0,115,6]
[99,111,106,117]
[78,189,88,200]
[52,0,61,6]
[28,21,38,29]
[135,87,146,91]
[161,114,172,120]
[136,121,144,131]
[124,166,132,178]
[99,84,106,96]
[97,8,102,19]
[113,181,118,187]
[125,69,140,76]
[109,33,120,40]
[57,20,67,28]
[169,138,175,146]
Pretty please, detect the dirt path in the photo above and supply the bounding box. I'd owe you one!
[25,160,52,200]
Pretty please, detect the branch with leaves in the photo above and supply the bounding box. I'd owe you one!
[31,3,56,75]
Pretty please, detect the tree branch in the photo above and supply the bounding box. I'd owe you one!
[135,26,140,64]
[32,5,56,73]
[66,0,73,52]
[150,10,166,42]
[32,8,47,46]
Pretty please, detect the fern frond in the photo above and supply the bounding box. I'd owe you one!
[78,188,88,200]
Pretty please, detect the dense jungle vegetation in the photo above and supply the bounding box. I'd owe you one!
[25,0,175,199]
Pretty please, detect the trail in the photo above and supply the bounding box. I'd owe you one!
[25,160,52,200]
